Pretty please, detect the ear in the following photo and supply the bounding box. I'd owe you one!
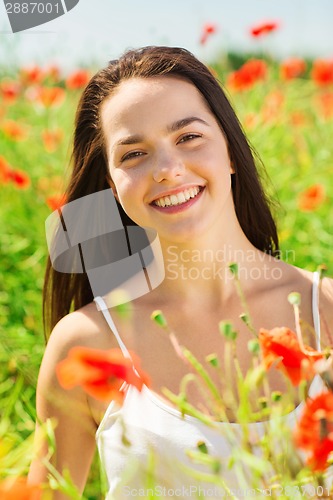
[229,161,235,174]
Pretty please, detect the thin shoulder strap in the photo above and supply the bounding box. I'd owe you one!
[312,271,321,350]
[94,296,133,360]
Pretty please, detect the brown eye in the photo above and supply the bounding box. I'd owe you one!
[121,151,145,162]
[178,133,202,143]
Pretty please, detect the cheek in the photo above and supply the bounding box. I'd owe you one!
[111,171,145,219]
[202,154,232,189]
[112,170,134,198]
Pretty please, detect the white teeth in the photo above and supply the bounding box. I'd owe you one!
[184,191,191,201]
[154,186,201,207]
[177,192,186,203]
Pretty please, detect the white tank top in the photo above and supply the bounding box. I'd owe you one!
[95,272,323,499]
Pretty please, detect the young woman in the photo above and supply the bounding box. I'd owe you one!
[28,46,333,498]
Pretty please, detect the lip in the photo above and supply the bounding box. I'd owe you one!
[150,186,205,214]
[149,184,204,204]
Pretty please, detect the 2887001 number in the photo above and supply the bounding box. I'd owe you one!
[5,3,60,14]
[273,484,329,496]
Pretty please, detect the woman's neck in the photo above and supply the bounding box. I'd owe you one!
[155,227,270,305]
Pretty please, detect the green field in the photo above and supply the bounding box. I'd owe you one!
[1,54,332,497]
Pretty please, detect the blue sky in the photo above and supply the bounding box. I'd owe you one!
[0,0,332,70]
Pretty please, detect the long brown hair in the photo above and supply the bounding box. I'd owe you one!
[43,45,279,337]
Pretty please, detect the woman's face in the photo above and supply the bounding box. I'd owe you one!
[101,76,235,242]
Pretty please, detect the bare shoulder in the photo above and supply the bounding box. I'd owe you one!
[37,302,119,398]
[267,260,315,295]
[278,263,333,302]
[36,301,119,426]
[321,275,333,301]
[287,266,333,342]
[46,301,117,356]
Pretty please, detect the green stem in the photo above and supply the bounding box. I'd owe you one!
[223,341,238,415]
[293,303,322,356]
[182,348,224,405]
[162,387,221,427]
[179,372,225,417]
[232,271,257,338]
[41,459,83,500]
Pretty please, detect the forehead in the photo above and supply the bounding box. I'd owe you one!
[101,76,211,134]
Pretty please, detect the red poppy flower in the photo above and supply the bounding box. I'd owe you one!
[280,58,306,80]
[294,392,333,471]
[66,69,90,89]
[8,169,31,189]
[1,120,28,141]
[227,59,267,91]
[20,65,44,86]
[199,23,218,45]
[0,156,12,184]
[56,347,150,403]
[0,477,41,499]
[42,128,63,152]
[311,59,333,86]
[0,80,21,104]
[46,193,67,211]
[35,86,66,107]
[250,21,279,38]
[259,327,323,386]
[298,184,325,211]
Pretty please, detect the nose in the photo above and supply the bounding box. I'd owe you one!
[152,148,186,183]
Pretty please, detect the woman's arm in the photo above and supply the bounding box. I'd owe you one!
[28,313,99,498]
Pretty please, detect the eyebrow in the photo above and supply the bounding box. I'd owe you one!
[167,116,209,133]
[113,116,209,149]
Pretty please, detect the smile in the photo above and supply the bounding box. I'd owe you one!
[152,186,202,208]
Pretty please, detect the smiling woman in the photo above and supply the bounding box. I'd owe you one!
[27,46,333,498]
[101,76,235,240]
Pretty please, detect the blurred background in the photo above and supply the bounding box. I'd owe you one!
[0,1,332,498]
[1,0,333,67]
